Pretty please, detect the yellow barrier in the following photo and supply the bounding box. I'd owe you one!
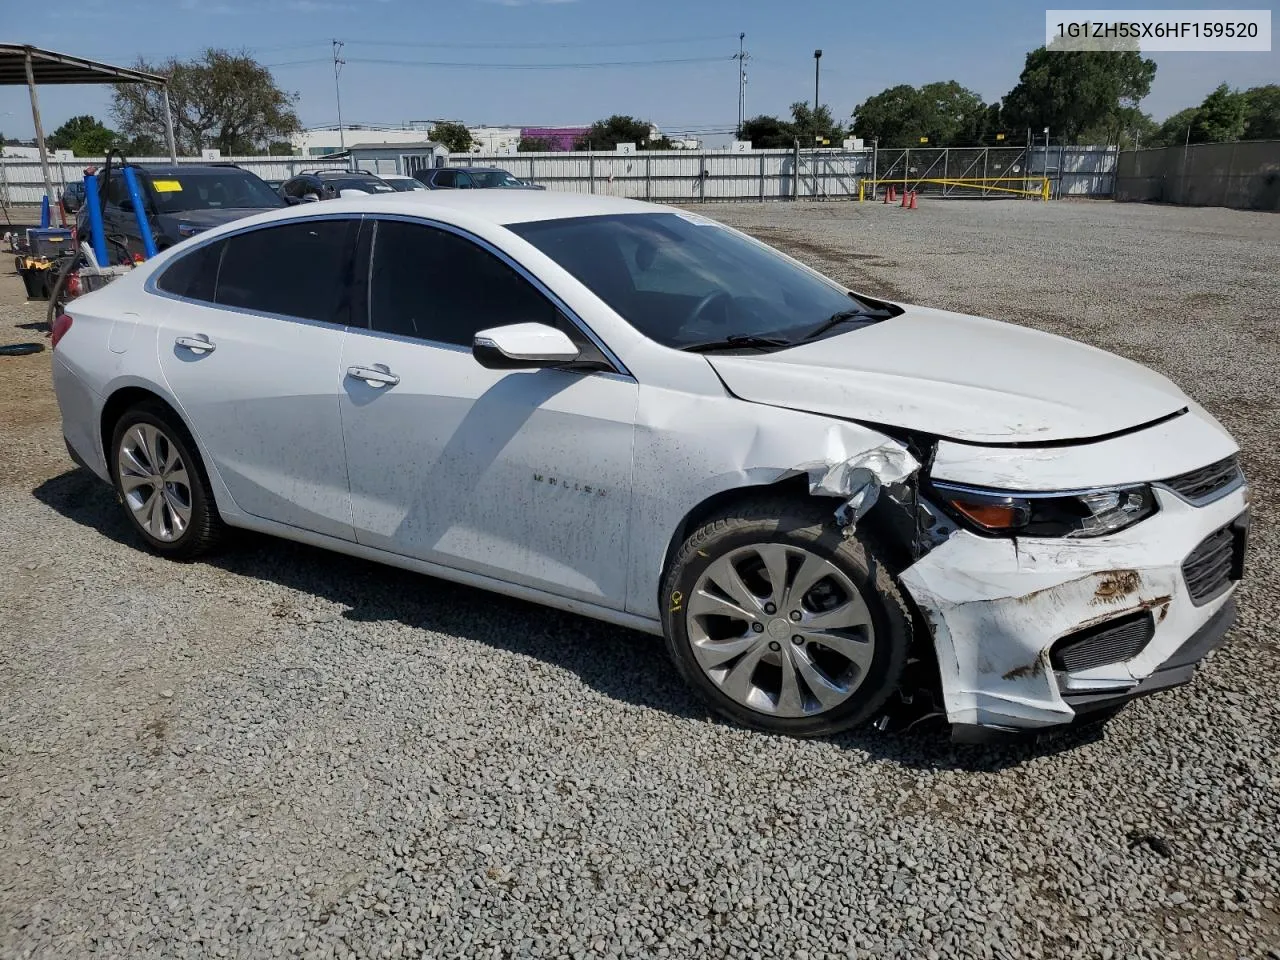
[858,177,1051,201]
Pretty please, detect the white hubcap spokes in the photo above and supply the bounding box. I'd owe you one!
[117,423,193,543]
[685,543,875,718]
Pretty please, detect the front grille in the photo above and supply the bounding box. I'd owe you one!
[1182,522,1243,605]
[1050,612,1155,672]
[1161,456,1242,504]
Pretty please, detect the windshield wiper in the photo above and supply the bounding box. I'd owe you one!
[798,308,879,342]
[680,334,794,353]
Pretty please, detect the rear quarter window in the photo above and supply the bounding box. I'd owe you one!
[154,240,226,303]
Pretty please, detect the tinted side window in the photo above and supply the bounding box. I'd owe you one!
[433,170,455,188]
[155,240,225,302]
[368,220,557,345]
[215,219,357,323]
[105,175,127,207]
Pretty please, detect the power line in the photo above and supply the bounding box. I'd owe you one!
[269,55,733,70]
[339,35,736,50]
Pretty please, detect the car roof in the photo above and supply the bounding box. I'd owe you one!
[451,166,509,173]
[351,190,657,224]
[316,170,383,179]
[132,164,247,176]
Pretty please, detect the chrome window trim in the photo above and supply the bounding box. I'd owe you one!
[363,213,633,379]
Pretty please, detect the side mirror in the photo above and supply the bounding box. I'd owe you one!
[473,323,580,370]
[284,195,302,205]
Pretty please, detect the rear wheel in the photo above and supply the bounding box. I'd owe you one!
[662,498,912,737]
[110,402,225,559]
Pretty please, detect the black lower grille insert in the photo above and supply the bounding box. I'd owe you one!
[1051,612,1155,673]
[1182,521,1245,605]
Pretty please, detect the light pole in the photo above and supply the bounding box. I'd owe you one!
[813,49,823,117]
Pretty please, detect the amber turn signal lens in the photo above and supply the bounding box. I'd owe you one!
[949,500,1025,531]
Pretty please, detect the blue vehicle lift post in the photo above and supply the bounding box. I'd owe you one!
[121,166,158,260]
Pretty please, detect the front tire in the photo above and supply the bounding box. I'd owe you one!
[110,402,225,560]
[662,497,912,737]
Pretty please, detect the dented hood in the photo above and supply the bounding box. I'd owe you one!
[707,306,1188,444]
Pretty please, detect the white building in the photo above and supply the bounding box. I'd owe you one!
[467,126,523,154]
[290,124,439,158]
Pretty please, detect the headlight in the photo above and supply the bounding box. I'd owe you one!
[931,481,1158,539]
[178,223,204,237]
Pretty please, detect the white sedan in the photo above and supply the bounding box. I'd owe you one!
[49,192,1248,741]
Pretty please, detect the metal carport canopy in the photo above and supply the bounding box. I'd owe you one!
[0,44,178,202]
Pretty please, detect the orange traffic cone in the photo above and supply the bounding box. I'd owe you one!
[900,188,909,208]
[908,190,918,210]
[887,185,896,203]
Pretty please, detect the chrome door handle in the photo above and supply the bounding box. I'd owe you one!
[346,365,400,388]
[175,335,215,355]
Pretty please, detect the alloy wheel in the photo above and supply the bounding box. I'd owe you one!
[117,423,193,543]
[685,543,876,718]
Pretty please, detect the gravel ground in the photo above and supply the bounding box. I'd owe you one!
[1,200,1278,960]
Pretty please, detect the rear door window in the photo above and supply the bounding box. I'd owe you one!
[433,170,456,188]
[214,219,358,324]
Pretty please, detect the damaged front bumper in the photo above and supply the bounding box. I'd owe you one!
[899,483,1249,738]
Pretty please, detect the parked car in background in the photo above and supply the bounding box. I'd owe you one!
[60,181,86,217]
[74,164,284,258]
[278,170,397,204]
[50,192,1248,744]
[414,166,544,190]
[375,175,429,192]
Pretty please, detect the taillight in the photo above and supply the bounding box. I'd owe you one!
[51,313,73,349]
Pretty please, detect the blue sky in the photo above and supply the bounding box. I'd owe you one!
[4,0,1277,143]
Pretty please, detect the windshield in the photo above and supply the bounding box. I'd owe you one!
[147,171,284,213]
[329,176,395,194]
[509,212,881,349]
[470,170,524,188]
[384,177,426,192]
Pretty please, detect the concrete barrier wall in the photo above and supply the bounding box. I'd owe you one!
[1115,141,1280,211]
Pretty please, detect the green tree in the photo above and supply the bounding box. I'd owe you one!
[573,115,666,150]
[517,136,554,152]
[737,114,795,148]
[1080,106,1158,147]
[111,49,300,156]
[1150,107,1199,146]
[1242,84,1280,140]
[851,84,920,146]
[267,140,294,156]
[853,83,993,146]
[1189,84,1247,143]
[1001,35,1156,141]
[118,133,164,156]
[48,115,119,157]
[431,121,473,153]
[789,101,844,145]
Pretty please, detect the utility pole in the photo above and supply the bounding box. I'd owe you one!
[332,39,346,154]
[735,33,747,134]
